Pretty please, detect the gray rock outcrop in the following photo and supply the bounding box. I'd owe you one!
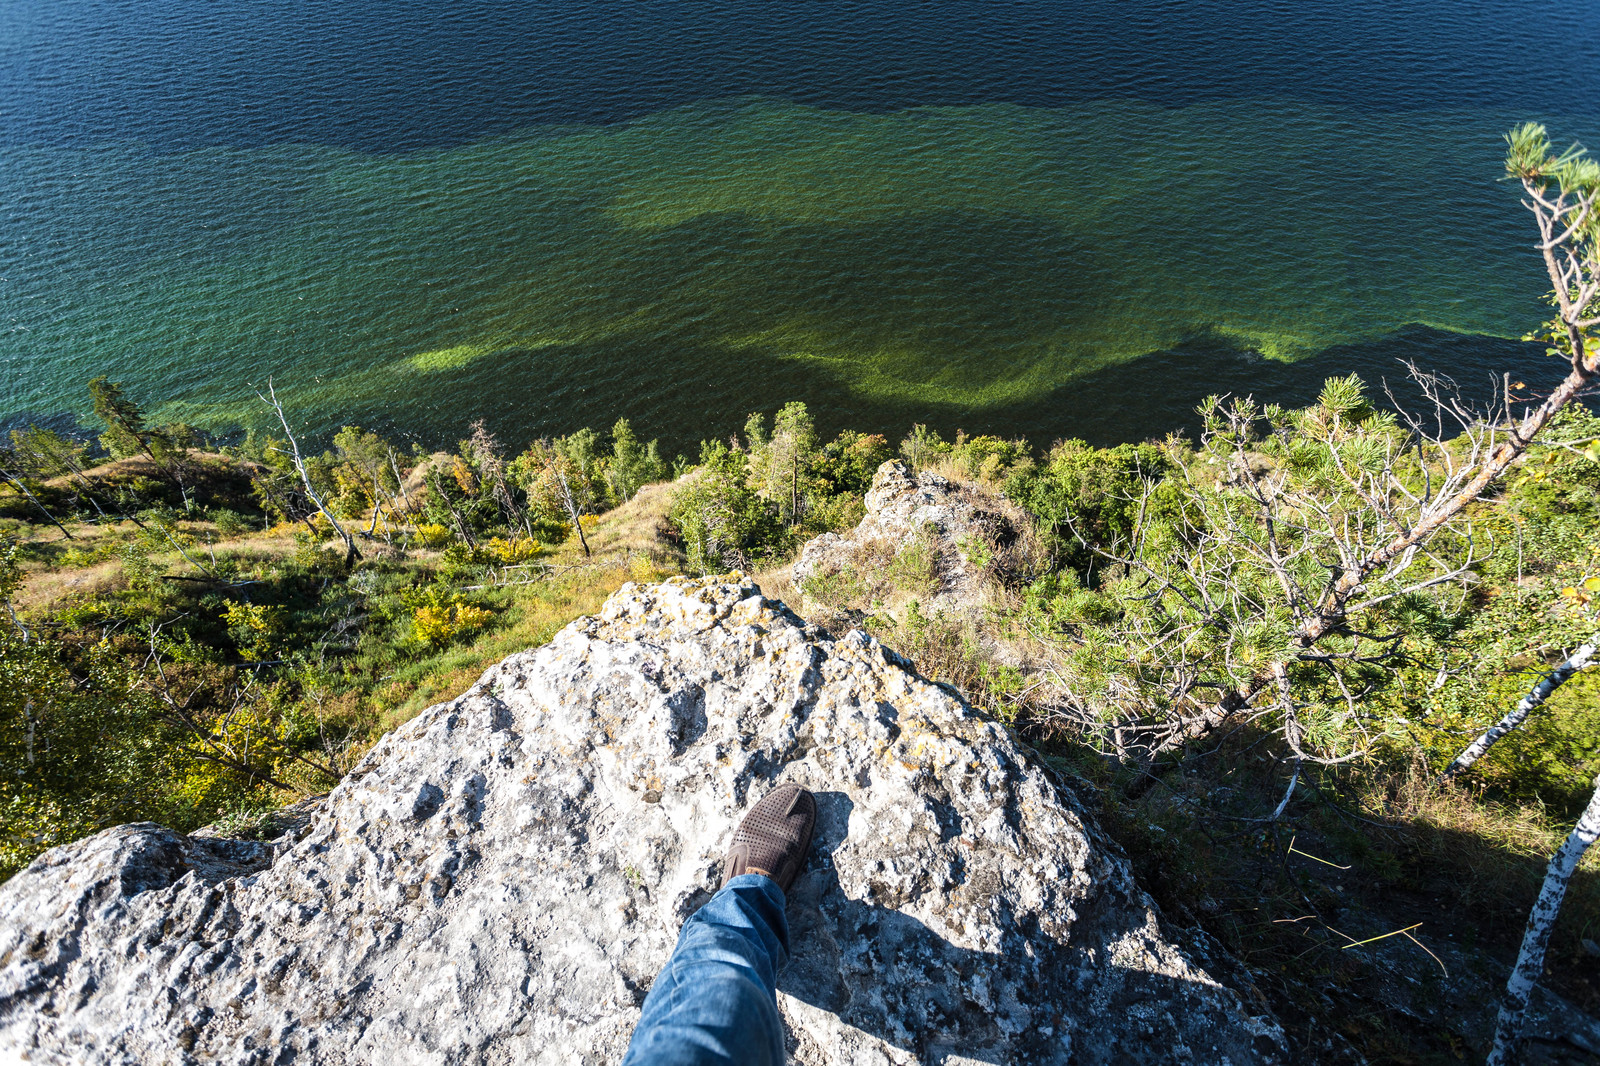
[0,576,1283,1064]
[792,461,1036,620]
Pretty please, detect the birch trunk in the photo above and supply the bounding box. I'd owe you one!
[1443,643,1596,780]
[1487,773,1600,1066]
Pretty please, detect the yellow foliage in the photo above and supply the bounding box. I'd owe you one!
[580,513,600,530]
[485,536,542,563]
[629,553,671,583]
[1558,575,1600,610]
[414,522,453,548]
[451,457,479,496]
[413,598,493,648]
[222,601,287,661]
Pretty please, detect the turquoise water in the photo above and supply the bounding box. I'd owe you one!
[2,3,1596,450]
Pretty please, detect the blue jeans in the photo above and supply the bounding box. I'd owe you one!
[621,874,789,1066]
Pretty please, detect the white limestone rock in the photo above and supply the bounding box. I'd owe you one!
[0,575,1284,1064]
[791,460,1032,619]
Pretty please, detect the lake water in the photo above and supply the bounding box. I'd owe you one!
[3,1,1597,453]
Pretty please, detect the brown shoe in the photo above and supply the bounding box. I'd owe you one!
[720,784,817,893]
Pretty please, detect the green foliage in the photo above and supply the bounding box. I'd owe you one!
[899,423,950,470]
[207,507,253,538]
[87,376,192,468]
[886,528,939,597]
[669,440,787,574]
[813,430,893,496]
[0,542,20,608]
[607,418,668,503]
[1007,438,1170,577]
[1504,124,1600,364]
[6,426,87,480]
[117,540,161,591]
[88,375,152,460]
[0,631,191,878]
[746,401,819,525]
[222,601,288,661]
[948,433,1032,484]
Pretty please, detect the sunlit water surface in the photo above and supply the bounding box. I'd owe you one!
[3,1,1597,450]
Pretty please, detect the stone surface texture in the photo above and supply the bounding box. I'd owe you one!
[0,576,1284,1065]
[792,460,1028,618]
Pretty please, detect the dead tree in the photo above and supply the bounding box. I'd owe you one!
[466,421,528,536]
[256,380,360,567]
[556,467,591,557]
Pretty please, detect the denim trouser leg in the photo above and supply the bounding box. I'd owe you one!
[621,873,790,1066]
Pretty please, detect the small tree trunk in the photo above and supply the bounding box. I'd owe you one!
[388,451,416,517]
[558,469,591,557]
[259,380,360,566]
[426,471,478,548]
[1487,773,1600,1066]
[1443,642,1595,780]
[0,466,74,539]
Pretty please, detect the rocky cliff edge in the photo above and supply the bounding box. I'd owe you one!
[0,576,1284,1064]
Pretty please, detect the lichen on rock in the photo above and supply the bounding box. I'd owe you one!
[0,575,1284,1064]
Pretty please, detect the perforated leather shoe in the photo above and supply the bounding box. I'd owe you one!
[720,784,816,894]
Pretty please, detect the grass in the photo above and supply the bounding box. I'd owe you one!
[357,481,687,736]
[364,558,661,733]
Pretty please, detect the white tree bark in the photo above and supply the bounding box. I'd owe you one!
[1487,773,1600,1066]
[258,380,360,565]
[1442,643,1595,780]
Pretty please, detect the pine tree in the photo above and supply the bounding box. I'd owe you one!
[87,376,153,461]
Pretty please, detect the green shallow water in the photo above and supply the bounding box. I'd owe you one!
[0,97,1572,448]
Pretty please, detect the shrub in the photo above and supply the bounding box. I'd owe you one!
[814,431,893,496]
[899,424,950,470]
[949,434,1032,484]
[1006,439,1170,578]
[414,522,453,548]
[207,508,253,538]
[485,536,542,564]
[404,585,493,648]
[117,541,160,591]
[668,441,788,575]
[222,601,288,661]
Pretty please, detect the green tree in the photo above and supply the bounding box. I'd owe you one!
[608,418,668,504]
[899,423,950,470]
[7,426,86,480]
[669,441,786,574]
[1008,439,1170,578]
[87,375,155,461]
[813,431,893,496]
[758,402,817,526]
[0,632,175,878]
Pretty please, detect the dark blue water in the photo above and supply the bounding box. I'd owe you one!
[3,1,1597,451]
[7,1,1595,152]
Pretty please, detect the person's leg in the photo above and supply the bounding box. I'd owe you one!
[621,873,789,1066]
[622,784,816,1066]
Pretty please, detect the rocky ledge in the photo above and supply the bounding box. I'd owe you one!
[0,576,1284,1064]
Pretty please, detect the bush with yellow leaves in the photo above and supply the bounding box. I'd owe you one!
[403,584,493,649]
[413,522,454,548]
[485,536,542,563]
[222,600,288,661]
